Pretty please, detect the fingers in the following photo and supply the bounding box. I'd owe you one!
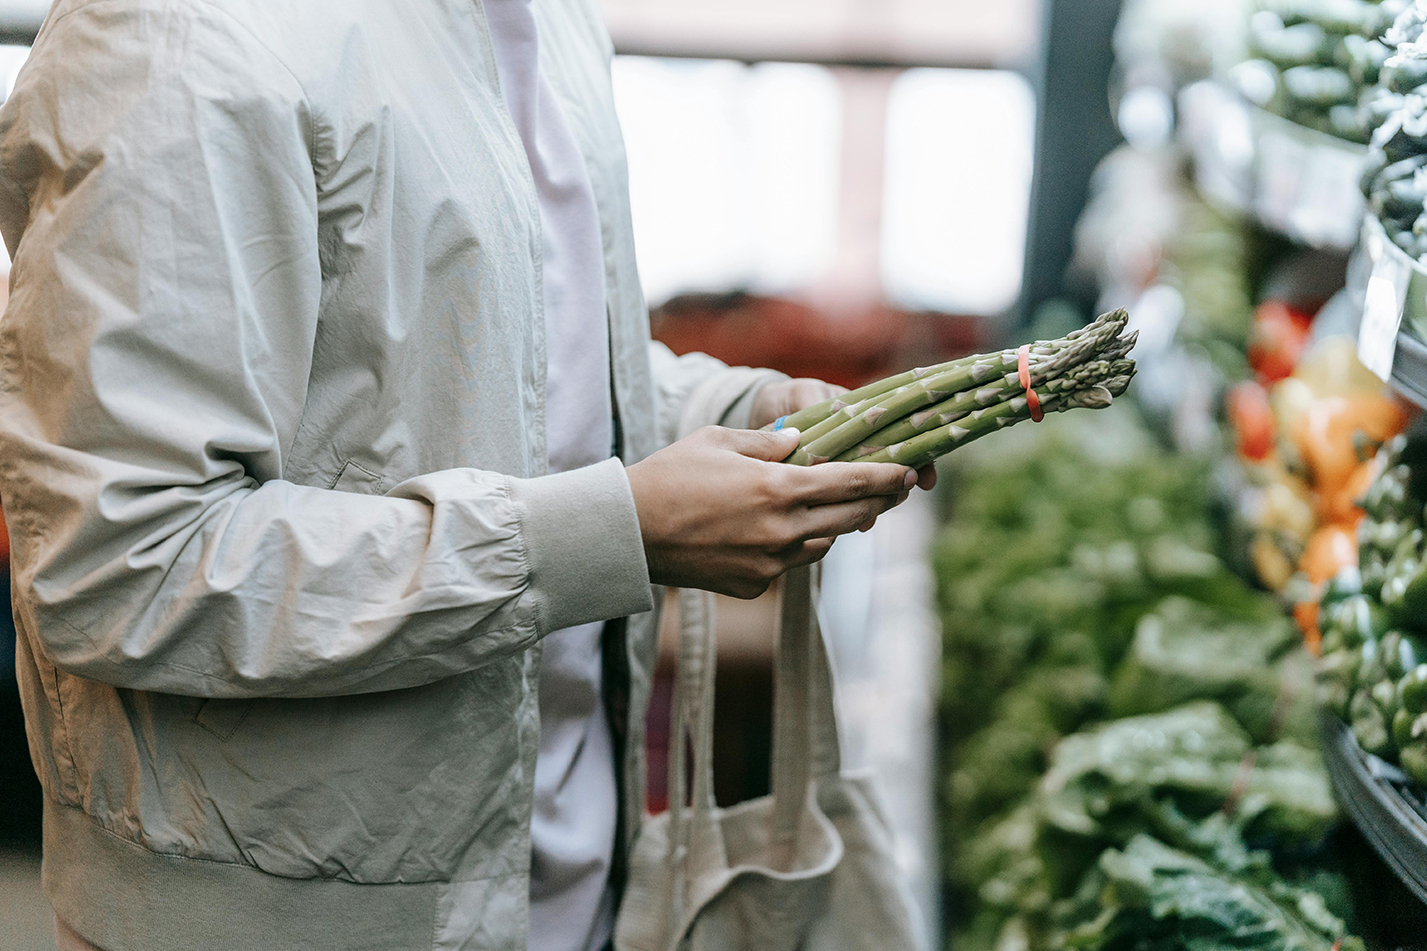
[717,425,802,463]
[785,536,835,567]
[749,378,848,431]
[784,493,900,541]
[785,379,846,413]
[714,538,836,599]
[917,464,938,491]
[784,460,914,505]
[765,379,848,421]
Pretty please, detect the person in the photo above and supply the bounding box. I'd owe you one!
[0,1,934,949]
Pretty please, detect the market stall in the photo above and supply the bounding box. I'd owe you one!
[936,0,1427,947]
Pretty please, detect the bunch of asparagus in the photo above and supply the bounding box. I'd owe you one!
[771,309,1137,470]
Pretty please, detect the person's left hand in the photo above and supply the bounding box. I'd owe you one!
[749,377,937,492]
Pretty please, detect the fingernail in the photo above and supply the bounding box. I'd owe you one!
[903,470,917,488]
[782,427,800,439]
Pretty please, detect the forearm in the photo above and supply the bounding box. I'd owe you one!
[9,453,652,698]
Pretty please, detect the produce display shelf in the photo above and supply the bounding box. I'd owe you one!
[1320,714,1427,908]
[1354,215,1427,410]
[1390,329,1427,411]
[1178,80,1368,251]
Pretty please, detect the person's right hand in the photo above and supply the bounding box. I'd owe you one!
[625,426,916,599]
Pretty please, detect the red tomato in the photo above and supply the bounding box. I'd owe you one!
[0,506,8,567]
[1226,381,1275,461]
[1248,300,1314,384]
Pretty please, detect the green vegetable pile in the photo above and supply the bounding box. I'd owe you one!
[1231,0,1406,142]
[1316,432,1427,783]
[936,406,1361,951]
[1358,0,1427,258]
[771,310,1135,469]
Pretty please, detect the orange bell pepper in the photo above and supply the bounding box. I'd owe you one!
[1301,523,1358,585]
[1319,459,1377,526]
[1293,600,1322,657]
[1292,394,1407,498]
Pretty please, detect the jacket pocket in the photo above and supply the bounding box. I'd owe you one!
[193,698,254,741]
[329,459,388,495]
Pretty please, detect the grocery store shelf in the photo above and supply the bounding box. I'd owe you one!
[1391,329,1427,410]
[1355,215,1427,409]
[1321,715,1427,908]
[1178,81,1368,251]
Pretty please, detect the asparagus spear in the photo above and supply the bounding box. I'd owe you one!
[787,310,1132,465]
[786,354,1021,465]
[855,345,1136,456]
[786,351,1017,449]
[770,319,1112,436]
[857,372,1134,468]
[832,356,1137,461]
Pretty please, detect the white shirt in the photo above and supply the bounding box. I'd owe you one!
[484,3,619,951]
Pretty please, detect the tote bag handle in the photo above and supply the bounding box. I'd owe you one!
[767,565,843,867]
[665,586,725,917]
[665,564,843,881]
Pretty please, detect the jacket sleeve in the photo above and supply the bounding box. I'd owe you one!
[0,2,652,699]
[647,341,788,446]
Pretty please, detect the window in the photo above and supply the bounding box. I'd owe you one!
[612,56,841,305]
[881,68,1036,314]
[613,58,1037,314]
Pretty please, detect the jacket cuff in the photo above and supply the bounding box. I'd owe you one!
[508,458,654,634]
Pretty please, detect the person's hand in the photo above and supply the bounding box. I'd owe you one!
[749,377,937,491]
[748,377,846,431]
[625,426,916,598]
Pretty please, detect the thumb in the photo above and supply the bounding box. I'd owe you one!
[728,426,801,463]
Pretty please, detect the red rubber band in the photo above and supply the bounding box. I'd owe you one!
[1017,345,1044,423]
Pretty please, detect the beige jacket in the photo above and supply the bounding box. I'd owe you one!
[0,1,780,948]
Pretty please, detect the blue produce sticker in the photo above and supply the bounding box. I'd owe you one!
[772,416,788,431]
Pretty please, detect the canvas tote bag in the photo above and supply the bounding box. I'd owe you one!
[614,564,926,951]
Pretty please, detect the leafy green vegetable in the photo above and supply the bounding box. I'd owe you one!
[1039,703,1336,861]
[1108,598,1305,744]
[935,406,1358,951]
[1062,835,1363,951]
[954,704,1347,951]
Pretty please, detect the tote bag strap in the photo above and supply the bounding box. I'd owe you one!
[666,566,842,879]
[768,564,843,864]
[666,585,723,906]
[665,367,777,869]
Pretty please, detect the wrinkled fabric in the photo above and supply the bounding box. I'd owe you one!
[0,1,781,948]
[481,0,622,946]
